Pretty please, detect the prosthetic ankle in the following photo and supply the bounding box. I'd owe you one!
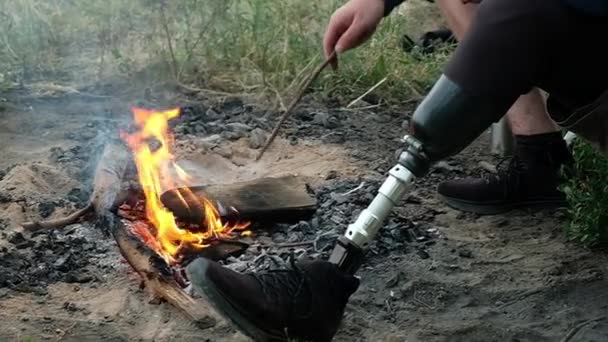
[329,74,515,274]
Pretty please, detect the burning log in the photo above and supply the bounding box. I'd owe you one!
[103,212,220,329]
[22,142,130,231]
[91,139,227,329]
[161,175,317,224]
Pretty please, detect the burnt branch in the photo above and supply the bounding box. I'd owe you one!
[22,141,131,231]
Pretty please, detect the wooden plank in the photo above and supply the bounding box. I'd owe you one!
[160,175,317,224]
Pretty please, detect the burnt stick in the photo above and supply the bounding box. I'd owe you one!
[22,141,131,231]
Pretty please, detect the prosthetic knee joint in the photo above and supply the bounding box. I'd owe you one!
[329,74,513,274]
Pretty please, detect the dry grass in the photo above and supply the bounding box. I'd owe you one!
[0,0,452,105]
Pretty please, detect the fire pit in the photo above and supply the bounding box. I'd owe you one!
[17,106,319,330]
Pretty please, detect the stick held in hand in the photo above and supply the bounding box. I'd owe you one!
[255,51,337,161]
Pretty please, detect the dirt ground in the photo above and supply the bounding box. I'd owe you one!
[0,85,607,342]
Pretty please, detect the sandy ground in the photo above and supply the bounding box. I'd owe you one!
[0,87,607,342]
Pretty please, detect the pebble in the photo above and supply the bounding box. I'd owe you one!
[8,232,26,245]
[248,128,267,149]
[226,122,252,133]
[417,249,430,259]
[433,161,462,173]
[458,249,473,258]
[325,170,338,180]
[385,273,401,288]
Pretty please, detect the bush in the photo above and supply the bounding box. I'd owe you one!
[560,137,608,247]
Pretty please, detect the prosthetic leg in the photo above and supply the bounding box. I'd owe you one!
[329,74,514,274]
[184,74,516,342]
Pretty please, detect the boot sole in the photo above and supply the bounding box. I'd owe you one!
[440,195,567,215]
[186,258,287,342]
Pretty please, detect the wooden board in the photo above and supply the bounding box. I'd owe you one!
[160,175,317,224]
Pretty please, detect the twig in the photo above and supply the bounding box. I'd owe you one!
[255,51,336,161]
[346,77,387,109]
[22,203,93,231]
[340,181,366,196]
[498,289,542,309]
[560,316,605,342]
[261,240,315,249]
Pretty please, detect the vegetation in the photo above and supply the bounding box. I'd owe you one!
[3,1,607,248]
[0,0,451,104]
[560,138,608,248]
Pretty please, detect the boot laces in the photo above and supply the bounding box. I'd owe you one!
[252,255,310,307]
[485,156,529,192]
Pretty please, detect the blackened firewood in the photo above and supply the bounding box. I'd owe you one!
[160,175,317,224]
[22,140,131,231]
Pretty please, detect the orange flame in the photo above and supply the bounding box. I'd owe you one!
[120,107,250,264]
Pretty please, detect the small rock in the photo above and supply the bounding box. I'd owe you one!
[310,217,320,230]
[417,249,430,260]
[213,146,233,158]
[205,108,223,121]
[249,128,267,149]
[433,161,462,173]
[226,122,252,133]
[325,170,338,180]
[385,273,401,288]
[201,134,222,144]
[313,112,330,126]
[221,130,245,141]
[8,232,26,245]
[296,221,311,233]
[65,272,93,283]
[405,195,422,204]
[313,112,340,129]
[458,249,473,258]
[0,192,12,203]
[62,302,78,312]
[491,218,509,228]
[38,202,56,218]
[53,255,72,272]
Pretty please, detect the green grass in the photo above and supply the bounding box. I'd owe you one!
[560,138,608,248]
[0,0,450,104]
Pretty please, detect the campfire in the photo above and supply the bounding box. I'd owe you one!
[118,107,251,265]
[21,104,318,330]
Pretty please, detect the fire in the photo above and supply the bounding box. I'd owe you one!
[120,107,250,264]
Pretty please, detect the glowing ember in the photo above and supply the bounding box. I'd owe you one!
[120,107,250,264]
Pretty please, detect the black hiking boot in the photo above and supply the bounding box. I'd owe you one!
[185,257,360,342]
[437,132,573,214]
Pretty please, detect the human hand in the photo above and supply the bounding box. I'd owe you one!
[323,0,385,68]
